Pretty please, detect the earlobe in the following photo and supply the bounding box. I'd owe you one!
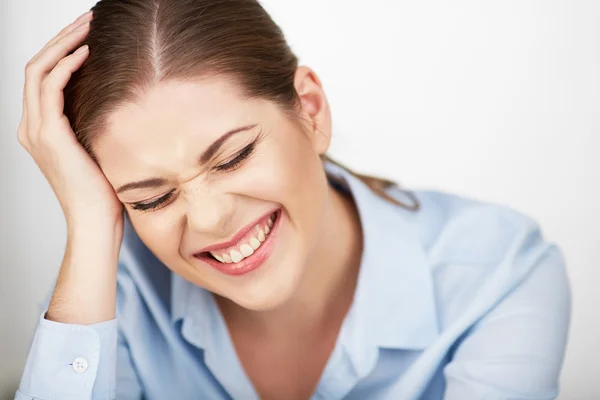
[294,66,332,155]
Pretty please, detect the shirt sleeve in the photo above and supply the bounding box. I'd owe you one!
[14,311,144,400]
[443,244,572,400]
[15,311,118,400]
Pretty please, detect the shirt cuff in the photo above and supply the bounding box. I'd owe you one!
[18,310,118,400]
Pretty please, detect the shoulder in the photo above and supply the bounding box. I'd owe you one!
[397,188,551,266]
[389,187,569,328]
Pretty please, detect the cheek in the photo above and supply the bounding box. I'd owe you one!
[237,129,325,212]
[239,132,328,247]
[129,214,185,264]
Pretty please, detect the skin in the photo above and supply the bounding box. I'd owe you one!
[20,9,363,399]
[100,72,364,398]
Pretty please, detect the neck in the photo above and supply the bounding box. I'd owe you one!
[217,178,364,338]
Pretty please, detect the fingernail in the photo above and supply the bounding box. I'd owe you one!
[75,10,92,23]
[74,45,89,55]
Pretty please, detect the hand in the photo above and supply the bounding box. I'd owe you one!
[19,10,123,325]
[17,10,123,226]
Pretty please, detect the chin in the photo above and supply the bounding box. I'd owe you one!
[226,259,306,312]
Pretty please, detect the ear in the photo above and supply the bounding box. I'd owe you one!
[293,66,332,155]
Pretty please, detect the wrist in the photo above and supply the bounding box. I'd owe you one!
[66,212,124,248]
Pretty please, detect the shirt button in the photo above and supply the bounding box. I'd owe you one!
[72,357,88,373]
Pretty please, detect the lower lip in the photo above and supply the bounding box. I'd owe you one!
[195,209,283,276]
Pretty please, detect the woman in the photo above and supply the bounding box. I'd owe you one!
[15,1,571,399]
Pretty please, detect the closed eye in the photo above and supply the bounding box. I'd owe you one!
[129,140,257,212]
[130,190,175,211]
[214,141,255,172]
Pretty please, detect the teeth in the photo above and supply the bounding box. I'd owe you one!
[209,211,279,264]
[250,238,261,250]
[240,244,254,257]
[230,250,243,263]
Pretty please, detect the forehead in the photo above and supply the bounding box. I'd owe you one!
[102,78,256,146]
[94,77,271,180]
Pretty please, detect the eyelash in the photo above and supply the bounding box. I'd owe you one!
[214,142,255,172]
[131,142,256,212]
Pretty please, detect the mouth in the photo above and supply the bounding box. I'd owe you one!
[193,208,283,276]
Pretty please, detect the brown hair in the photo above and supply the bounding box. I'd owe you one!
[64,0,420,211]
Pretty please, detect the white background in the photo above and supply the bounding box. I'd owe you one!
[1,1,598,398]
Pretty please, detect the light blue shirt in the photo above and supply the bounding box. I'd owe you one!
[16,161,571,400]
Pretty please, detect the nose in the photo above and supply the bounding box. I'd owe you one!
[183,186,234,235]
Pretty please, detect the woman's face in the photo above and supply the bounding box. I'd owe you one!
[94,70,333,311]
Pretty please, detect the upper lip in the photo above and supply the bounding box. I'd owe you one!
[193,207,279,255]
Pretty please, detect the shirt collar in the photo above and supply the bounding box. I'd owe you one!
[323,161,439,350]
[171,160,439,352]
[171,271,192,323]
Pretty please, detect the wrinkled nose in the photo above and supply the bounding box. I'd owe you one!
[184,186,234,235]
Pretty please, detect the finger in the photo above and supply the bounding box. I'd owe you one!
[31,11,93,64]
[44,12,94,53]
[24,9,92,123]
[40,44,89,120]
[25,21,90,128]
[17,91,30,149]
[30,19,91,77]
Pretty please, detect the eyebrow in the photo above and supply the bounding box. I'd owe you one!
[115,123,258,195]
